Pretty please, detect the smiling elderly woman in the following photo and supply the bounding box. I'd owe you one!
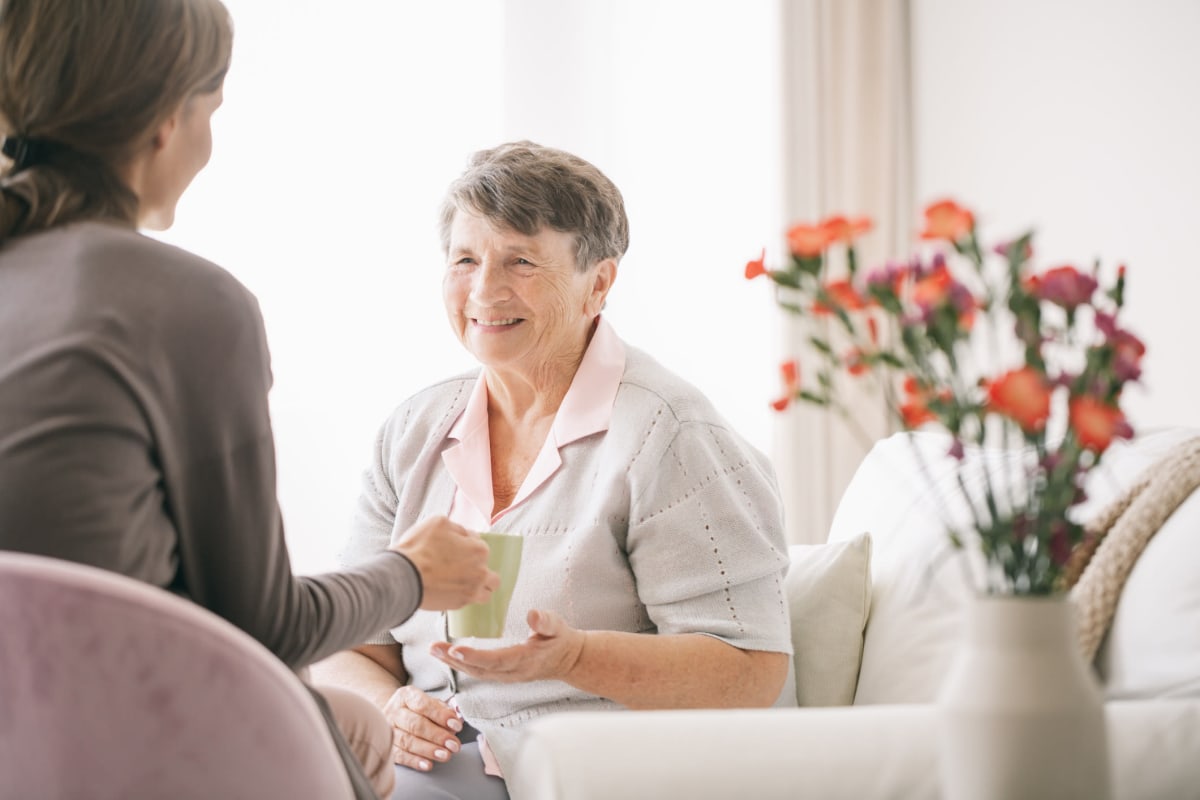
[318,141,794,800]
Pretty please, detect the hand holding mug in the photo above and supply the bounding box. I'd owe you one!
[388,516,498,610]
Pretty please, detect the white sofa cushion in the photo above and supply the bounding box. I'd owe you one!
[784,532,872,706]
[828,432,980,704]
[510,701,1200,800]
[834,427,1200,706]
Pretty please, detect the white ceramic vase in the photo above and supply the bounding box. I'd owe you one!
[937,594,1113,800]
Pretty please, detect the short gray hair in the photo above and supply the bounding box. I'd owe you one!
[438,141,630,272]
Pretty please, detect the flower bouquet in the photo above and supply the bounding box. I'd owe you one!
[745,199,1146,596]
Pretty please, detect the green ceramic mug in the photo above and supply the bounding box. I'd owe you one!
[447,532,523,638]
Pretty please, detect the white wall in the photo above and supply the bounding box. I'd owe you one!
[912,0,1200,432]
[499,0,784,463]
[159,0,784,573]
[160,0,506,572]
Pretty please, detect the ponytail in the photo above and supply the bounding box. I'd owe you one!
[0,0,233,245]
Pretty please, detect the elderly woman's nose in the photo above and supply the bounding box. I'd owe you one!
[470,259,512,301]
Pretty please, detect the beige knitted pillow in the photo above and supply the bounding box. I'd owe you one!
[1070,435,1200,662]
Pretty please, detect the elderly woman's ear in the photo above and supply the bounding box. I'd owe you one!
[587,259,618,316]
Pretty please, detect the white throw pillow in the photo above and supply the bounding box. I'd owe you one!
[784,532,873,706]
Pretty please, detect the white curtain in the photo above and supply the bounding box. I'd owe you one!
[774,0,914,544]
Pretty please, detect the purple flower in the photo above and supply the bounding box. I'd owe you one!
[1025,265,1098,312]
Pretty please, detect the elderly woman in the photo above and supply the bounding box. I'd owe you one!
[320,141,793,799]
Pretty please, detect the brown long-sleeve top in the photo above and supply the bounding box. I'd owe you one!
[0,220,419,668]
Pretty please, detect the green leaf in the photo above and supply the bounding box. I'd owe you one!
[808,336,834,355]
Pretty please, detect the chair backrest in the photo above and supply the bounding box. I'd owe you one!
[0,552,353,800]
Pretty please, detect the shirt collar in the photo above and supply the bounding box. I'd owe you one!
[442,317,625,523]
[447,315,626,446]
[551,315,626,447]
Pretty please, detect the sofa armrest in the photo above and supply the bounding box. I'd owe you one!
[509,706,939,800]
[508,701,1200,800]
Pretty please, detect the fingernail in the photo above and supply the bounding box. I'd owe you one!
[445,739,460,753]
[434,749,449,760]
[447,717,463,732]
[418,759,431,771]
[448,648,464,659]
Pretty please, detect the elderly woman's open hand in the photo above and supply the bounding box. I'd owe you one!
[430,609,586,684]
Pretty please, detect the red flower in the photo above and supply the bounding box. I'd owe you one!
[1048,520,1074,567]
[770,359,801,411]
[744,248,767,280]
[812,279,867,315]
[820,215,873,244]
[787,223,833,258]
[1096,312,1146,383]
[986,367,1052,432]
[1024,265,1098,311]
[919,199,975,242]
[1070,395,1133,453]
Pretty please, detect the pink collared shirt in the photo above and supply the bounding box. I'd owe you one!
[438,317,625,777]
[441,316,626,529]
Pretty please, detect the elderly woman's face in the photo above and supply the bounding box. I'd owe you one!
[443,209,613,380]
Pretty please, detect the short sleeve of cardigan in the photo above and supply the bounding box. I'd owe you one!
[340,412,406,646]
[626,421,793,654]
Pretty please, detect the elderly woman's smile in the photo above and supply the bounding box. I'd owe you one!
[444,208,613,383]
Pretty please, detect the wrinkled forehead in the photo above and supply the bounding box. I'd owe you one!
[446,207,582,261]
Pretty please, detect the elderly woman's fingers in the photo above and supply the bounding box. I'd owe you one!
[390,724,459,770]
[380,686,462,768]
[428,614,586,684]
[428,641,511,679]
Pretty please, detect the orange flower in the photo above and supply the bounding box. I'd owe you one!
[812,279,866,315]
[744,248,767,280]
[787,223,833,258]
[919,199,974,242]
[1070,396,1131,453]
[770,359,801,411]
[911,263,978,329]
[898,375,942,429]
[986,367,1052,432]
[820,215,873,243]
[900,401,936,428]
[845,349,869,377]
[912,265,954,308]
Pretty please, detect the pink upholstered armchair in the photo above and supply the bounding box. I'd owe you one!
[0,551,354,800]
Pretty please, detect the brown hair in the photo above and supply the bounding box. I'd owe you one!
[0,0,233,242]
[439,141,630,271]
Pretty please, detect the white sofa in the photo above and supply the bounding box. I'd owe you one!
[509,428,1200,799]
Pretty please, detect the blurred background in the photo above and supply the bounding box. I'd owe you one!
[158,0,1200,571]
